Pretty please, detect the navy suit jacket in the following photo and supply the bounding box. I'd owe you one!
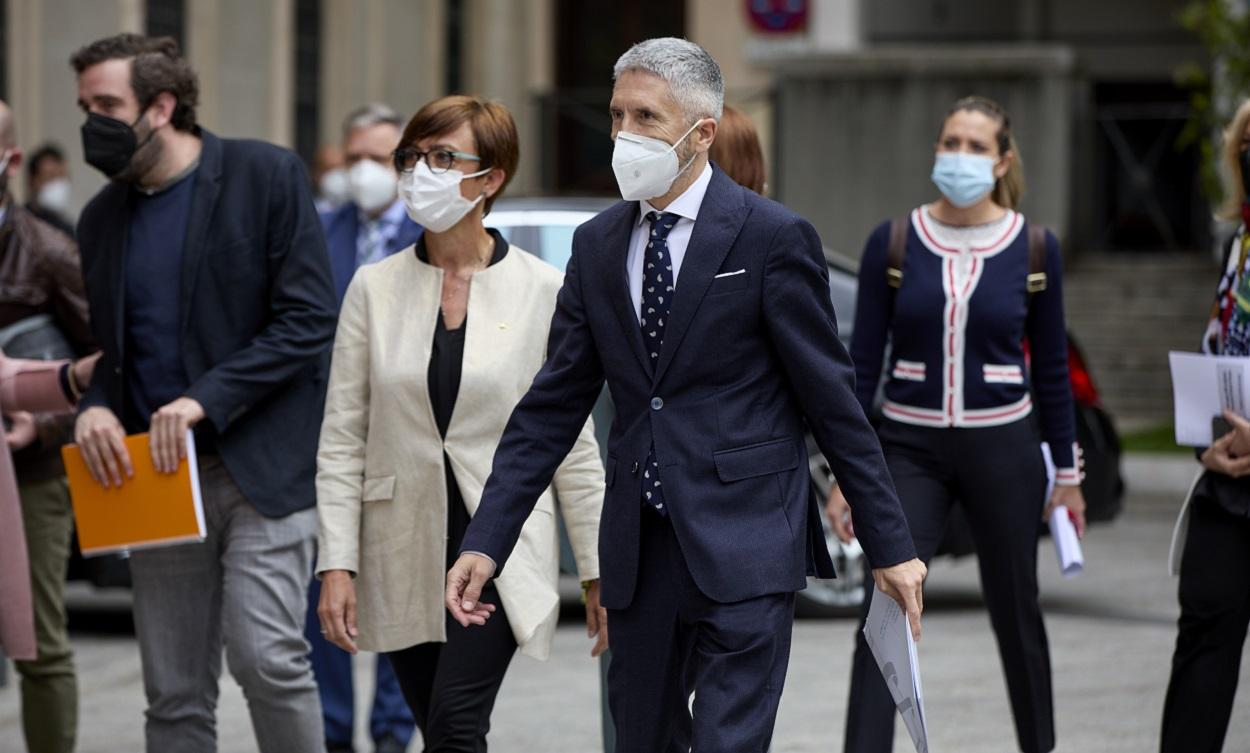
[320,202,423,304]
[461,166,916,609]
[76,130,338,518]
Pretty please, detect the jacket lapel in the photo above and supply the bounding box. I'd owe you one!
[653,169,748,385]
[94,186,132,358]
[178,130,223,338]
[601,201,652,376]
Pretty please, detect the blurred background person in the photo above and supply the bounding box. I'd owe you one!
[315,95,605,751]
[304,101,418,753]
[313,143,350,214]
[318,104,422,304]
[708,104,766,195]
[24,144,75,239]
[0,98,95,753]
[1161,97,1250,753]
[827,95,1085,753]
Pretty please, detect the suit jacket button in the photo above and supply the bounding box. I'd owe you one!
[631,462,639,474]
[650,397,664,411]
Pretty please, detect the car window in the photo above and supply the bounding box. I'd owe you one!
[494,225,578,272]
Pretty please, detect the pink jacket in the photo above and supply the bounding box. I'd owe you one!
[0,354,73,661]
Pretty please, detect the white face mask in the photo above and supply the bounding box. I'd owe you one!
[37,178,73,214]
[347,159,398,214]
[319,167,351,206]
[398,160,491,234]
[611,120,701,202]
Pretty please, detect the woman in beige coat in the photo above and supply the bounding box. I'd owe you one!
[315,95,604,750]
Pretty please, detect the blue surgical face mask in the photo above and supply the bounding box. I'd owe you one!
[931,152,997,208]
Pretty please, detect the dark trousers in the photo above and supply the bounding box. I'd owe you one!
[844,418,1054,753]
[386,587,516,753]
[1161,487,1250,753]
[305,577,416,747]
[607,508,795,753]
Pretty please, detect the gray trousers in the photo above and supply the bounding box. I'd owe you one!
[128,457,324,753]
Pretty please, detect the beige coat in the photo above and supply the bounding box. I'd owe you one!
[316,244,603,659]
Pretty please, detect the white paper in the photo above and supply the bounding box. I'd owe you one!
[1040,442,1056,503]
[1169,351,1250,446]
[863,587,929,753]
[1048,505,1084,578]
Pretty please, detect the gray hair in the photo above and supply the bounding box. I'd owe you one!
[613,37,724,123]
[341,102,404,141]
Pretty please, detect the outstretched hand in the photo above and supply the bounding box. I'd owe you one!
[445,553,498,627]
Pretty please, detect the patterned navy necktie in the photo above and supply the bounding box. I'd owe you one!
[641,211,680,515]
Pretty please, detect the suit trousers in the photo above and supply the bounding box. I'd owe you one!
[305,577,416,748]
[128,456,323,753]
[386,586,517,753]
[14,477,77,753]
[607,508,795,753]
[844,418,1054,753]
[1160,485,1250,753]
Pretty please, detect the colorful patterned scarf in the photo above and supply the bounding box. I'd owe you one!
[1205,210,1250,356]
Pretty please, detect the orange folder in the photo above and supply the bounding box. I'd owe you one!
[61,431,205,556]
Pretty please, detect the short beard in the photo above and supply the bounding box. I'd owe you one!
[113,118,163,185]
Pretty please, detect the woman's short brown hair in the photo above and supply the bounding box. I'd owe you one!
[399,95,519,215]
[710,105,766,194]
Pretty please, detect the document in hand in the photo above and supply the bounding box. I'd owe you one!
[863,586,929,753]
[1169,351,1249,446]
[1049,505,1084,578]
[61,431,205,556]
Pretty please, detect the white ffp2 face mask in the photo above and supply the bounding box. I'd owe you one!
[398,160,491,233]
[611,120,701,202]
[347,159,398,214]
[37,177,73,214]
[319,167,351,206]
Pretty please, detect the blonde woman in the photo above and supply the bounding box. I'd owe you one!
[828,96,1085,753]
[1160,97,1250,753]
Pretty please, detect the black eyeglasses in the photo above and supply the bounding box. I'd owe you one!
[391,147,483,174]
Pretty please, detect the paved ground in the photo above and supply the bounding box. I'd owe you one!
[3,463,1248,752]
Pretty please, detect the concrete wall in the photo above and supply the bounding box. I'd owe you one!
[6,0,143,209]
[770,46,1075,258]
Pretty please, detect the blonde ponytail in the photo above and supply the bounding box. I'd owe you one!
[993,133,1025,210]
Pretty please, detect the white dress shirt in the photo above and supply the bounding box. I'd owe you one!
[626,162,714,322]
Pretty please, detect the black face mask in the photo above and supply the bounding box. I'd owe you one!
[81,111,150,178]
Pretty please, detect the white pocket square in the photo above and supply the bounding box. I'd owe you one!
[714,269,747,279]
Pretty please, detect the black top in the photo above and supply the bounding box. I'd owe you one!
[417,229,509,566]
[123,168,197,430]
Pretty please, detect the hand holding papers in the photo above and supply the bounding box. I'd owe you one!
[1049,505,1084,578]
[1169,352,1250,446]
[62,430,205,556]
[863,586,929,753]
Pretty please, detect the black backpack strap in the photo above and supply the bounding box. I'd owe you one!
[886,216,908,289]
[1027,223,1048,295]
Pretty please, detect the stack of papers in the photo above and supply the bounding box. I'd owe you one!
[863,587,929,753]
[1169,352,1248,446]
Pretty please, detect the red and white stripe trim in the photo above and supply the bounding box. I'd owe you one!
[1054,441,1081,486]
[883,393,1034,429]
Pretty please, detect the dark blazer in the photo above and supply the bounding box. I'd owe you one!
[462,166,916,609]
[76,130,338,518]
[320,201,423,304]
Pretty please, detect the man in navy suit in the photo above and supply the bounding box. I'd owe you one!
[319,103,422,304]
[447,38,926,752]
[307,103,419,753]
